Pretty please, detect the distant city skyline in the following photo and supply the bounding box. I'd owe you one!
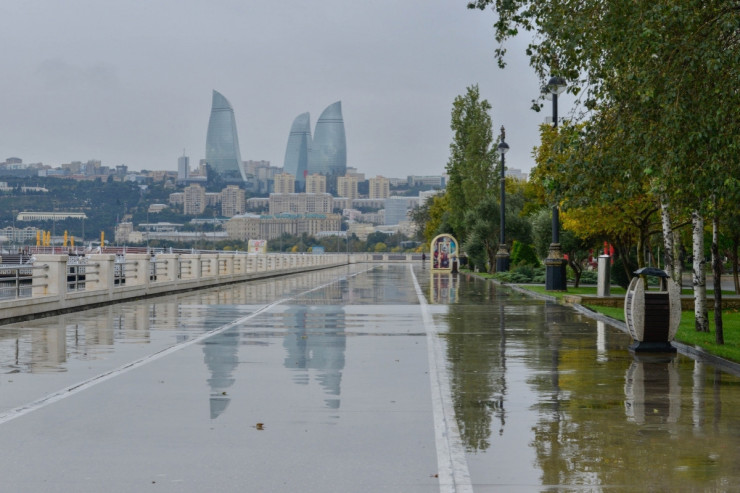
[0,1,576,180]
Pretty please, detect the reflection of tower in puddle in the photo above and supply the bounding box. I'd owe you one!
[203,328,240,419]
[283,305,346,409]
[624,354,681,426]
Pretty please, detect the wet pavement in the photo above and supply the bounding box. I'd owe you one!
[0,264,739,492]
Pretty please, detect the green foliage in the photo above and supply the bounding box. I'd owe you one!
[493,264,545,284]
[530,208,552,259]
[463,194,532,273]
[510,240,540,267]
[610,256,635,289]
[445,85,497,240]
[578,270,598,285]
[373,242,388,252]
[0,176,143,241]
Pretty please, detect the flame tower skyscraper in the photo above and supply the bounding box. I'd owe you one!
[205,90,247,182]
[283,112,312,191]
[308,101,346,178]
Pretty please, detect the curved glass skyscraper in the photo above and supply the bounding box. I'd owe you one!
[283,112,312,190]
[308,101,346,177]
[205,90,246,182]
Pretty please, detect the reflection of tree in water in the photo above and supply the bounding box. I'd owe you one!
[445,295,507,452]
[526,306,740,490]
[283,305,346,409]
[203,328,240,419]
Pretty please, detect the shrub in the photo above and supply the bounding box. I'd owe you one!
[579,270,598,284]
[611,256,634,289]
[493,264,545,284]
[510,241,541,267]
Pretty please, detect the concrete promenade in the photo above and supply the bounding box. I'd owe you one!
[2,263,740,491]
[0,263,457,492]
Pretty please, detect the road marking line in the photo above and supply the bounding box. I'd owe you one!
[0,266,373,426]
[410,265,473,493]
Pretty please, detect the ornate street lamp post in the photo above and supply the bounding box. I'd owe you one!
[496,126,510,272]
[545,76,568,291]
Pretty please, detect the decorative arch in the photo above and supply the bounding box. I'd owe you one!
[430,233,458,272]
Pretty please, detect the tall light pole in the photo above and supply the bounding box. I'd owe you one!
[544,76,568,291]
[496,126,510,272]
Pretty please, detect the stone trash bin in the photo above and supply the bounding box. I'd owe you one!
[624,267,681,352]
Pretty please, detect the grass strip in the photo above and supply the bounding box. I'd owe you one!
[514,284,740,363]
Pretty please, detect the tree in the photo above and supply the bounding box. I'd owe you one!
[531,122,665,278]
[531,208,596,287]
[470,0,740,337]
[445,85,497,241]
[510,240,539,268]
[463,193,531,273]
[411,193,454,247]
[373,242,388,253]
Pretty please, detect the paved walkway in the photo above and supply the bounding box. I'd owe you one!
[2,264,740,492]
[0,264,462,492]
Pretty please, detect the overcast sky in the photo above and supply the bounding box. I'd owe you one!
[0,0,573,179]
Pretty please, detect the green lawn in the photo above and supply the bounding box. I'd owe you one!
[514,284,740,364]
[522,284,731,298]
[524,285,627,299]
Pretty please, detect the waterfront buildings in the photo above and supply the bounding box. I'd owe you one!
[225,213,341,241]
[273,173,296,194]
[268,193,333,215]
[246,197,269,211]
[183,184,207,215]
[0,226,40,244]
[17,212,87,222]
[368,176,390,199]
[205,90,247,183]
[407,175,445,188]
[177,155,189,183]
[337,175,359,200]
[384,196,417,225]
[221,185,246,217]
[282,113,311,191]
[305,174,327,195]
[419,189,443,206]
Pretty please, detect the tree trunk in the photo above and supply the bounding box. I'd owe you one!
[692,210,709,332]
[712,213,724,344]
[660,198,675,277]
[617,243,633,282]
[487,242,496,274]
[569,259,582,288]
[732,233,739,295]
[673,229,684,289]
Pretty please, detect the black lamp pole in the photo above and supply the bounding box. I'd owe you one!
[495,126,510,272]
[545,76,567,291]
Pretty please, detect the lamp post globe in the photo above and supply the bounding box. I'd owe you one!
[545,76,568,291]
[495,126,510,273]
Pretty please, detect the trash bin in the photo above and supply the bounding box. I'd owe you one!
[624,267,681,352]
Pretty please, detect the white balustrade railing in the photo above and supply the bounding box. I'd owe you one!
[0,252,422,324]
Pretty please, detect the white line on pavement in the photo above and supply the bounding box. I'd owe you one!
[410,265,474,493]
